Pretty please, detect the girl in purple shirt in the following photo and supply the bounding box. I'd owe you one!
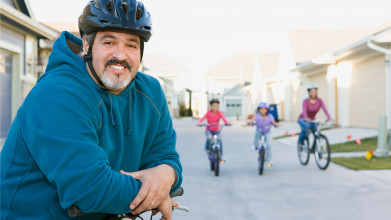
[298,83,332,145]
[252,102,279,166]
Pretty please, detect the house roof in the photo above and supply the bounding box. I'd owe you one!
[205,53,280,82]
[0,1,58,39]
[142,53,188,77]
[292,26,391,73]
[288,30,369,64]
[42,22,80,38]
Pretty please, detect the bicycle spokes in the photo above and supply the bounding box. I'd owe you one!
[314,135,331,170]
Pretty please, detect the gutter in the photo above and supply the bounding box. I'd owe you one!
[0,2,58,40]
[367,36,391,55]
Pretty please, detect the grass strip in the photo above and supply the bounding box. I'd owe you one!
[330,137,378,153]
[331,156,391,170]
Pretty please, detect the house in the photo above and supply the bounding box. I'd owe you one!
[288,22,391,129]
[0,0,58,147]
[204,53,280,118]
[142,53,189,117]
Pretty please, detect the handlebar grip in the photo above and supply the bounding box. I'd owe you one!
[169,187,184,198]
[68,187,185,217]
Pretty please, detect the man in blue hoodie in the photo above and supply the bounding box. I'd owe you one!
[1,0,182,219]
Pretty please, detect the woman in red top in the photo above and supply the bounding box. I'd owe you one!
[198,99,230,154]
[298,83,332,145]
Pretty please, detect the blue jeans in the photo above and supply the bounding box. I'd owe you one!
[253,131,272,163]
[205,130,223,155]
[298,118,317,144]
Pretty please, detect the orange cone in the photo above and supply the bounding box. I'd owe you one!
[285,131,289,136]
[347,135,351,140]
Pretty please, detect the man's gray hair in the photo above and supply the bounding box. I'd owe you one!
[83,32,97,50]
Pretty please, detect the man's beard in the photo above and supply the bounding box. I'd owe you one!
[101,71,131,90]
[101,58,132,90]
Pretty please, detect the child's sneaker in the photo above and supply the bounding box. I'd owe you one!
[267,162,273,167]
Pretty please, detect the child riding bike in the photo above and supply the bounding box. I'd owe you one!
[252,102,279,167]
[198,99,231,159]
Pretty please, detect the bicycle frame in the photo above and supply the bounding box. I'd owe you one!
[306,121,329,151]
[198,123,227,176]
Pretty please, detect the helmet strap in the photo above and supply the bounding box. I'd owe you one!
[140,39,144,62]
[83,40,112,91]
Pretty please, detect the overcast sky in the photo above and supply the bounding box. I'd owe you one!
[30,0,391,75]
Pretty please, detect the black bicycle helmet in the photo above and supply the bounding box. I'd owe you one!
[209,98,220,105]
[79,0,152,42]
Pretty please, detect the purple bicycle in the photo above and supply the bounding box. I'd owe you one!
[198,123,229,176]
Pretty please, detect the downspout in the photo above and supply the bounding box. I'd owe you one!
[367,37,391,156]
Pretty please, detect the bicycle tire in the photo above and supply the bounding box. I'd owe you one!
[214,149,220,176]
[208,150,214,171]
[298,138,310,165]
[314,134,331,170]
[259,147,265,175]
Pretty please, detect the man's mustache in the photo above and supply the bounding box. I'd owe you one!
[105,58,131,71]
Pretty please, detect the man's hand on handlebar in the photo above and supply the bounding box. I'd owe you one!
[120,164,176,217]
[150,197,179,220]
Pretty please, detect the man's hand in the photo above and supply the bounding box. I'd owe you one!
[120,164,176,215]
[151,197,179,220]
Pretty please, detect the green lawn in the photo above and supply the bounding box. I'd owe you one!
[330,136,378,153]
[331,156,391,170]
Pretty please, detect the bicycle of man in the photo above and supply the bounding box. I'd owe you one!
[68,187,189,220]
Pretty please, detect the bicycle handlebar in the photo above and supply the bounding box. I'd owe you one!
[197,123,230,127]
[68,187,185,218]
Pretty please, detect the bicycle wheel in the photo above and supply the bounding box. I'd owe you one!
[208,149,214,171]
[314,134,331,170]
[214,149,220,176]
[258,147,265,175]
[297,138,310,165]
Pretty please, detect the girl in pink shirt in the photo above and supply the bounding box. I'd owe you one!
[198,99,230,154]
[298,83,332,145]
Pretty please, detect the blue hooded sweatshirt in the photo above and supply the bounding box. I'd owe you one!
[1,31,182,220]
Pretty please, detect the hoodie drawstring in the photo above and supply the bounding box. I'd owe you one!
[108,94,116,126]
[127,89,133,136]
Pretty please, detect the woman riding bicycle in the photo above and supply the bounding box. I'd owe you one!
[198,99,230,156]
[298,83,332,147]
[252,102,279,167]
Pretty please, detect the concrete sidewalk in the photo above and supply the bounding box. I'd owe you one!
[271,120,378,146]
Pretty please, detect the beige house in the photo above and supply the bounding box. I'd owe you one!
[142,53,189,117]
[204,53,280,118]
[288,23,391,129]
[0,0,58,147]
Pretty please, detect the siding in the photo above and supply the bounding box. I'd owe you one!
[289,82,303,121]
[349,55,386,128]
[308,72,330,121]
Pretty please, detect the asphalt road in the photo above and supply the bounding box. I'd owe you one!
[155,118,391,220]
